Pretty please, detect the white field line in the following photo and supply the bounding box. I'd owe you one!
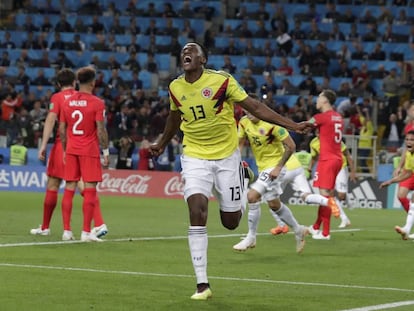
[339,300,414,311]
[0,228,361,248]
[0,262,413,295]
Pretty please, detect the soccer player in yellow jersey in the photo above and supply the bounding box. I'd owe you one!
[380,130,414,240]
[233,106,309,253]
[309,135,356,229]
[149,42,313,300]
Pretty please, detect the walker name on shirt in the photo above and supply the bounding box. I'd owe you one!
[69,100,87,107]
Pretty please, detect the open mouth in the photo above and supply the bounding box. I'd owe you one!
[183,55,192,65]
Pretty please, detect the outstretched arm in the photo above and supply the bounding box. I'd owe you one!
[380,168,413,188]
[238,96,313,133]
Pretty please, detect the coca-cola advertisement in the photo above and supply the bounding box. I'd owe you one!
[97,169,185,199]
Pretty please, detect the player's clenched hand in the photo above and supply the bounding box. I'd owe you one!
[102,155,109,168]
[149,143,164,157]
[295,121,315,134]
[38,147,46,161]
[379,181,391,189]
[269,166,282,180]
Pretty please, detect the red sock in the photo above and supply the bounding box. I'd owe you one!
[321,206,332,237]
[399,197,410,213]
[313,206,323,230]
[62,189,75,231]
[41,189,58,230]
[93,195,104,227]
[82,188,97,233]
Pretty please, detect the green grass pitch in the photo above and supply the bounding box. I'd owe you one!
[0,191,413,311]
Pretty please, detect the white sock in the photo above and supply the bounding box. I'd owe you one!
[269,208,286,227]
[404,203,414,233]
[305,194,328,206]
[338,198,349,222]
[247,202,261,238]
[275,203,299,232]
[188,226,208,284]
[241,179,250,215]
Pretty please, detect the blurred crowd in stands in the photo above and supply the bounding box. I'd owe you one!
[1,0,414,171]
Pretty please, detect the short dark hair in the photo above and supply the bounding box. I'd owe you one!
[321,89,336,105]
[56,68,75,88]
[77,66,96,84]
[190,41,209,63]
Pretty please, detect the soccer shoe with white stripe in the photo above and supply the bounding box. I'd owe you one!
[408,233,414,239]
[30,226,50,236]
[232,236,256,251]
[295,225,309,253]
[62,230,74,241]
[91,224,108,238]
[338,219,351,228]
[395,226,408,240]
[81,231,103,242]
[191,284,212,300]
[308,225,320,236]
[312,232,331,240]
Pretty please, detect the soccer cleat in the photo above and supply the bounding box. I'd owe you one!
[242,160,255,185]
[395,226,408,240]
[191,284,212,300]
[270,225,289,235]
[62,230,74,241]
[338,220,351,228]
[308,225,320,236]
[312,232,331,240]
[92,224,108,238]
[408,233,414,240]
[81,231,103,242]
[233,236,256,251]
[327,197,340,218]
[30,226,50,236]
[295,225,309,253]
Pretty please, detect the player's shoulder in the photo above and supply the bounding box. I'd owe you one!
[239,115,249,124]
[204,69,233,79]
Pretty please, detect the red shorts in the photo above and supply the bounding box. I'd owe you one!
[313,158,342,190]
[64,154,103,183]
[46,142,65,179]
[399,173,414,190]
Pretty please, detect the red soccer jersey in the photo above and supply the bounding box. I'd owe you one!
[60,91,105,157]
[312,110,343,161]
[49,88,76,141]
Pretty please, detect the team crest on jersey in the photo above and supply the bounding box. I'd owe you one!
[201,87,213,98]
[259,128,265,135]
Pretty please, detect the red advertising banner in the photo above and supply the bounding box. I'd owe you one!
[97,169,184,199]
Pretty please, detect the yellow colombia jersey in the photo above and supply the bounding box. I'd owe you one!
[404,151,414,171]
[238,116,289,172]
[310,137,348,168]
[169,69,248,159]
[289,152,309,171]
[285,153,302,170]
